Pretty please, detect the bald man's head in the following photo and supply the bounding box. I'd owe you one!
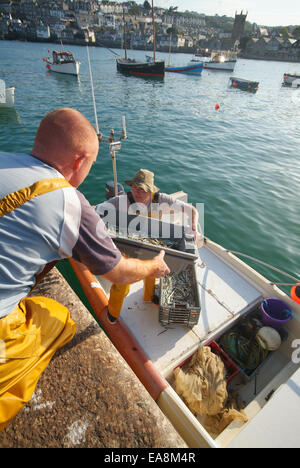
[32,108,99,186]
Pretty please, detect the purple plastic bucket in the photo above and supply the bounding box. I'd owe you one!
[261,298,293,330]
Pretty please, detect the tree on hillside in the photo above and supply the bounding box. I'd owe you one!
[280,27,289,37]
[128,2,141,16]
[166,26,179,35]
[168,6,178,13]
[143,1,151,11]
[239,36,251,51]
[293,26,300,38]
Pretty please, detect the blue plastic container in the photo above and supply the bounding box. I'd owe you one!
[261,298,293,330]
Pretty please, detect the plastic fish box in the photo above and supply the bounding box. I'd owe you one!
[112,236,198,270]
[209,341,240,383]
[159,262,201,328]
[98,208,198,258]
[174,341,239,383]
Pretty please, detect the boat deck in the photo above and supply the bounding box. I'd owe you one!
[98,243,263,379]
[227,366,300,448]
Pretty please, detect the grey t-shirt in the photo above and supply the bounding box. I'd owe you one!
[0,151,121,317]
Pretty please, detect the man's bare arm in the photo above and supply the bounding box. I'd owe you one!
[102,250,170,284]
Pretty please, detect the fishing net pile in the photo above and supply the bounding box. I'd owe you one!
[173,346,248,436]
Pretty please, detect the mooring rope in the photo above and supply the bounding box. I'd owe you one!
[227,250,300,284]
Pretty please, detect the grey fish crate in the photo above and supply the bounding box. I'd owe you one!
[159,263,201,328]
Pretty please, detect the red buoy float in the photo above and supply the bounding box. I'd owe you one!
[291,284,300,305]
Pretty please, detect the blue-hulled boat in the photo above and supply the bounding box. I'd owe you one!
[165,62,203,75]
[229,77,259,92]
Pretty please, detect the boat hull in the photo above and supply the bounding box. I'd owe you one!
[204,60,236,71]
[116,58,165,77]
[230,77,259,92]
[0,87,15,108]
[47,61,80,76]
[165,64,203,75]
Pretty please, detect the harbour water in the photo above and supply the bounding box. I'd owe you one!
[0,40,299,292]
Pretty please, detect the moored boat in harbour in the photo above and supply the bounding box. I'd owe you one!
[116,57,165,77]
[43,50,80,76]
[165,62,203,75]
[204,59,236,71]
[229,76,259,92]
[204,53,236,72]
[117,0,165,78]
[282,73,300,87]
[189,53,236,72]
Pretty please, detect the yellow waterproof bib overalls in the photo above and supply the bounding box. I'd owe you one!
[107,192,159,321]
[0,179,76,431]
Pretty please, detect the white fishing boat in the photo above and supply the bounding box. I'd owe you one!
[66,189,300,449]
[43,50,80,76]
[204,54,236,71]
[0,87,15,108]
[189,53,236,72]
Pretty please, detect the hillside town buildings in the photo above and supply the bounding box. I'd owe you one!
[0,0,299,61]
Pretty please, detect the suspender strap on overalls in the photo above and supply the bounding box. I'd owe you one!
[0,178,71,218]
[127,191,159,205]
[0,178,72,285]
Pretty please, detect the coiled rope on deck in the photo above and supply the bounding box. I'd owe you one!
[220,331,268,371]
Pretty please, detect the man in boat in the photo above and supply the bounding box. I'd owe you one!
[0,108,170,431]
[95,168,199,320]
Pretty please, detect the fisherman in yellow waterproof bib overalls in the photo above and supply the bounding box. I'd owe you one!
[95,169,199,322]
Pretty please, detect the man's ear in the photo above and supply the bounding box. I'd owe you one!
[73,154,85,171]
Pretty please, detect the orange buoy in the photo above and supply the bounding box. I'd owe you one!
[291,284,300,305]
[215,104,220,110]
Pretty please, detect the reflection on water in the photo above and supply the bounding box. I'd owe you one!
[0,108,20,125]
[117,71,165,84]
[45,70,81,86]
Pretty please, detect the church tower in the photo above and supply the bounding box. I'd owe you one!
[231,10,247,42]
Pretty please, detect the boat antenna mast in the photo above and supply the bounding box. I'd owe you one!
[151,0,156,62]
[86,46,127,198]
[108,118,127,197]
[123,6,127,60]
[168,32,172,67]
